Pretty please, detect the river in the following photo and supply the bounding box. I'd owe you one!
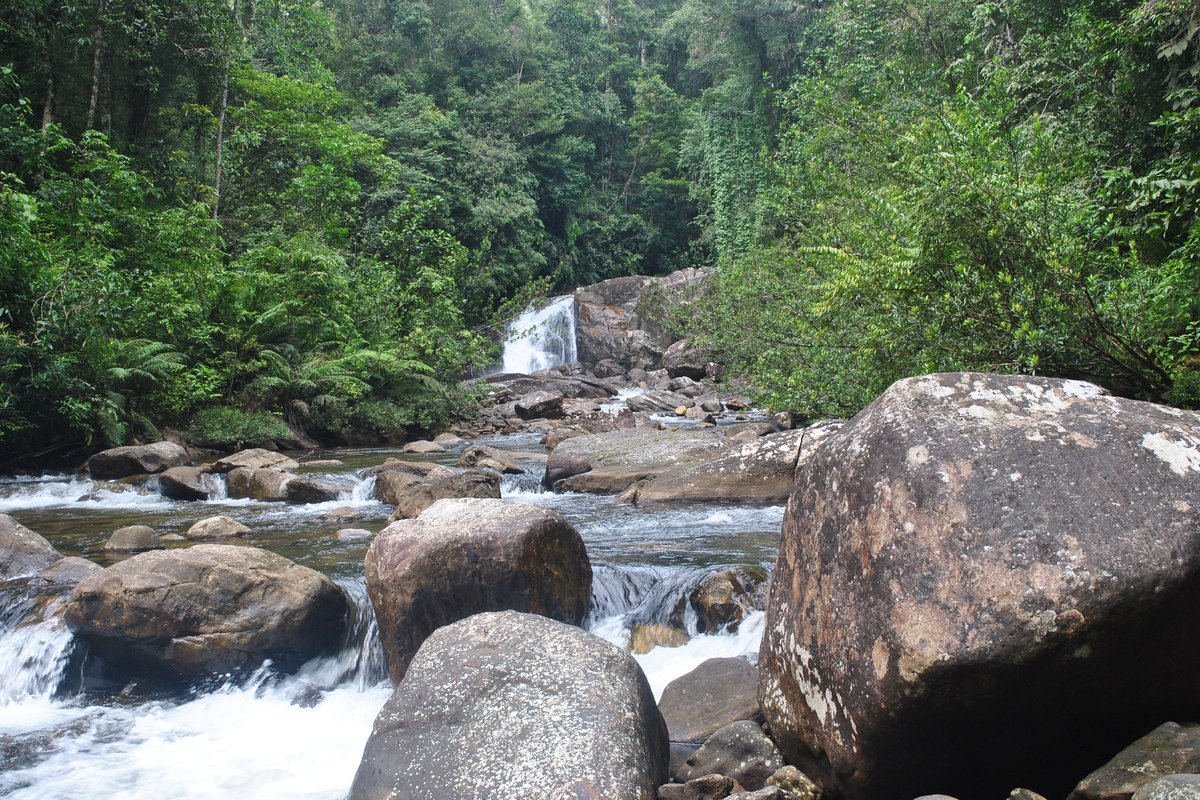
[0,430,782,799]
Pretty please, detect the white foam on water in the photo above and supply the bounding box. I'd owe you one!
[628,611,765,700]
[0,678,391,800]
[0,478,170,512]
[600,387,647,415]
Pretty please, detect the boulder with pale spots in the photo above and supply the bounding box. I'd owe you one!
[349,611,668,800]
[760,372,1200,800]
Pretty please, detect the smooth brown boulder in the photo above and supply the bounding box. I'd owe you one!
[285,477,343,504]
[349,611,667,800]
[226,467,293,501]
[185,515,250,540]
[760,373,1200,800]
[1070,723,1200,800]
[515,389,564,420]
[659,658,762,744]
[87,442,189,479]
[103,525,164,552]
[371,469,422,506]
[63,544,349,679]
[211,448,299,472]
[158,465,209,501]
[0,514,62,579]
[364,498,591,681]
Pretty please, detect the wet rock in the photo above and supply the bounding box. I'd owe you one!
[382,467,501,521]
[400,439,443,454]
[544,428,727,493]
[64,544,349,680]
[433,432,465,446]
[334,528,373,541]
[1071,723,1200,800]
[594,358,626,379]
[690,568,767,633]
[677,721,784,790]
[1133,776,1200,800]
[285,477,343,504]
[365,498,591,681]
[365,458,441,478]
[630,623,688,654]
[211,448,299,472]
[88,442,190,479]
[158,466,209,501]
[301,459,343,468]
[760,373,1200,800]
[515,389,564,420]
[0,514,63,579]
[659,774,744,800]
[226,467,293,501]
[766,766,821,800]
[349,610,668,800]
[457,444,523,474]
[103,525,164,552]
[659,658,761,744]
[184,515,250,540]
[316,506,363,523]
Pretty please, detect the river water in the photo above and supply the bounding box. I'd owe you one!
[0,432,783,799]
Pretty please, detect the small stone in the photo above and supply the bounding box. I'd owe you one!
[658,774,744,800]
[317,506,364,523]
[104,525,164,552]
[185,516,250,540]
[335,528,374,541]
[766,766,821,800]
[631,623,688,654]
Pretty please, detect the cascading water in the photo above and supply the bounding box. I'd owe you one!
[501,295,577,374]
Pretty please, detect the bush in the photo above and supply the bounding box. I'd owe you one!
[187,407,292,450]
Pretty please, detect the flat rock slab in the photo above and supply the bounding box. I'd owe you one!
[760,372,1200,800]
[211,448,299,472]
[544,428,728,493]
[349,611,668,800]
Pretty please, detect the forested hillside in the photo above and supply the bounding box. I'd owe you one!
[1,0,1197,462]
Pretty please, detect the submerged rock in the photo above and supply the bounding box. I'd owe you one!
[349,611,668,800]
[64,543,349,680]
[365,498,591,681]
[87,442,189,479]
[760,372,1200,800]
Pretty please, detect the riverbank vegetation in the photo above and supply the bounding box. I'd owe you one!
[1,0,1197,461]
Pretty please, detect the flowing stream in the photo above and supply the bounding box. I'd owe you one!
[0,432,782,798]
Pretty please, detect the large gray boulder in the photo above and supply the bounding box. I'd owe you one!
[515,389,564,420]
[226,467,293,501]
[349,611,668,800]
[0,514,62,579]
[365,498,591,681]
[760,373,1200,800]
[1070,723,1200,800]
[87,442,189,479]
[544,428,728,493]
[64,544,349,680]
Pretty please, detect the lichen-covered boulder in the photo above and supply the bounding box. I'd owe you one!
[349,611,668,800]
[760,373,1200,800]
[87,442,189,479]
[0,514,62,579]
[365,498,591,681]
[64,544,349,679]
[1070,723,1200,800]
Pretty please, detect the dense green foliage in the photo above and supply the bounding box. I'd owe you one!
[1,0,1198,460]
[682,0,1200,417]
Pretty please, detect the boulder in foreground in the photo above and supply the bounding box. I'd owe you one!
[64,543,349,680]
[760,373,1200,800]
[349,610,668,800]
[365,498,591,681]
[0,514,63,579]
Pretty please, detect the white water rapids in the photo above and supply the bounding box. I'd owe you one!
[0,435,781,798]
[500,295,577,374]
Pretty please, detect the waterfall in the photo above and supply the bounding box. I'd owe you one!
[501,295,577,374]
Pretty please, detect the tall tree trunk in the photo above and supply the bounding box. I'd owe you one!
[85,0,107,130]
[212,58,229,220]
